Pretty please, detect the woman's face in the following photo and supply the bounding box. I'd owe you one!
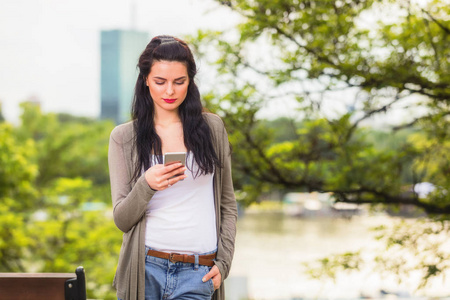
[146,60,189,115]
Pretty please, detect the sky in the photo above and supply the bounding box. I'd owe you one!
[0,0,240,123]
[0,0,433,126]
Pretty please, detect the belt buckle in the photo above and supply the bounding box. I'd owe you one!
[169,253,180,263]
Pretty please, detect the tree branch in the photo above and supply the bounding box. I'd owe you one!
[393,111,450,131]
[274,26,339,68]
[330,184,450,214]
[422,8,450,35]
[346,92,410,140]
[333,192,450,215]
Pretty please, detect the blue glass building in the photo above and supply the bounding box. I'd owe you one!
[100,30,149,124]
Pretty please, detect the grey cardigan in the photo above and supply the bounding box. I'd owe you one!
[108,113,237,300]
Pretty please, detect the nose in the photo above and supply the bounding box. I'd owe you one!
[166,83,175,96]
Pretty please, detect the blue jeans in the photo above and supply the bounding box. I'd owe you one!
[143,247,216,300]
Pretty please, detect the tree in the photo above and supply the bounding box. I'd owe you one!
[0,102,4,122]
[190,0,449,290]
[0,103,119,299]
[16,103,112,188]
[0,122,37,272]
[191,0,450,212]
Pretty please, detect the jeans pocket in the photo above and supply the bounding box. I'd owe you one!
[203,266,215,294]
[208,279,215,294]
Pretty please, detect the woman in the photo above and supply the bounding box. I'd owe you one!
[108,35,237,300]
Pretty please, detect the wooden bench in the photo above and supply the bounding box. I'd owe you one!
[0,266,86,300]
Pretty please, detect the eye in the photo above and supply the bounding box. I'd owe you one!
[155,81,165,85]
[175,81,186,85]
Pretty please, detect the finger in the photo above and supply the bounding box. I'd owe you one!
[211,266,221,290]
[165,167,187,180]
[164,175,187,190]
[212,277,221,290]
[170,173,188,184]
[202,266,219,282]
[164,162,184,172]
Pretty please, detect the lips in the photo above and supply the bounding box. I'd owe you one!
[163,98,176,104]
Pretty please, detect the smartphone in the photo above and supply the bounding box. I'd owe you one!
[164,152,186,180]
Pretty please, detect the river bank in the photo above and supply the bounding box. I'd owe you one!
[226,203,450,300]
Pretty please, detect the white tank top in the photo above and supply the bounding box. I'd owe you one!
[145,153,217,254]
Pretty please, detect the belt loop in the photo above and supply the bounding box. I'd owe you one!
[194,254,199,271]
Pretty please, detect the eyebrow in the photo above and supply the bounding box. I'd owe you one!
[152,76,188,81]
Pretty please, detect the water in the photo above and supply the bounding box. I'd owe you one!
[226,210,450,300]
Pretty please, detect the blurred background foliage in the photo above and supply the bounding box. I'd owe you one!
[0,102,119,299]
[0,0,449,297]
[189,0,449,292]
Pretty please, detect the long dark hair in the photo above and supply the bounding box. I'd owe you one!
[131,35,219,182]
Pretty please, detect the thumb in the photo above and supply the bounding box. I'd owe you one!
[202,265,218,282]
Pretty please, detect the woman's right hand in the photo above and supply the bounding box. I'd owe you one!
[144,163,187,191]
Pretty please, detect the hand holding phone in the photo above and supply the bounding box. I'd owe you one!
[144,152,187,190]
[164,152,186,180]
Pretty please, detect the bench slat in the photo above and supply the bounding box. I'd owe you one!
[0,274,75,300]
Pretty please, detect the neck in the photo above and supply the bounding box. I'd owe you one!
[154,109,181,127]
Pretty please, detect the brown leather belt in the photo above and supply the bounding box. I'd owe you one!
[147,249,216,267]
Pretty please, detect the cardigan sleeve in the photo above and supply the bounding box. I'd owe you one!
[208,114,238,281]
[108,124,156,233]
